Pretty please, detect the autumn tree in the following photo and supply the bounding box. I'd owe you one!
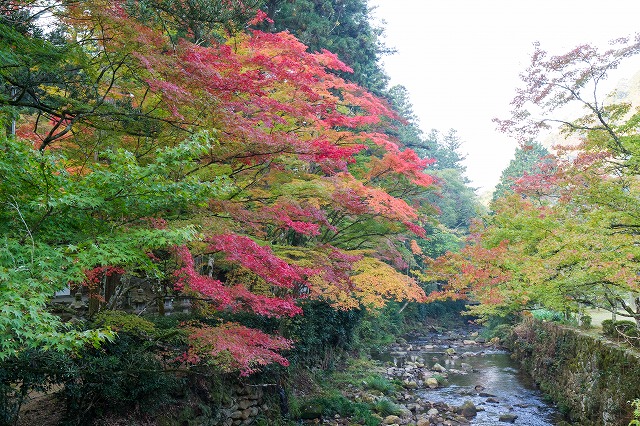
[261,0,391,94]
[0,0,431,372]
[491,141,551,203]
[427,35,640,325]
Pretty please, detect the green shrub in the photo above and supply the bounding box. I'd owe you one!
[630,399,640,426]
[285,300,363,369]
[601,319,640,347]
[614,320,638,336]
[489,324,513,341]
[602,319,615,337]
[372,397,402,416]
[531,309,563,322]
[580,315,592,329]
[297,392,381,426]
[364,375,395,394]
[61,332,183,424]
[93,310,156,335]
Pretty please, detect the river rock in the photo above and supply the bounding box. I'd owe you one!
[407,402,421,412]
[425,377,439,388]
[427,408,439,415]
[457,400,477,418]
[486,397,500,403]
[445,348,457,356]
[463,339,477,345]
[432,363,446,372]
[461,362,472,371]
[383,414,401,424]
[403,380,418,389]
[499,413,518,423]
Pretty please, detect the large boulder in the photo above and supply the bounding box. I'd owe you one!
[425,377,439,388]
[457,400,477,418]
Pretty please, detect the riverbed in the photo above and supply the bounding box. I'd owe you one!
[377,330,566,425]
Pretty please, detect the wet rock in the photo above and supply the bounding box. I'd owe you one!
[499,413,518,423]
[463,340,477,345]
[432,363,447,372]
[460,363,472,371]
[445,348,457,356]
[478,392,495,397]
[486,397,500,404]
[457,401,477,418]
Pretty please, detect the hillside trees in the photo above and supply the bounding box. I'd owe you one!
[385,85,479,259]
[0,0,433,371]
[261,0,390,94]
[427,35,640,325]
[491,141,551,202]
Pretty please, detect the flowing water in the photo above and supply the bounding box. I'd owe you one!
[378,334,566,425]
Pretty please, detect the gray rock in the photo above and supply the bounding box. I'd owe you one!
[499,413,518,423]
[457,400,477,418]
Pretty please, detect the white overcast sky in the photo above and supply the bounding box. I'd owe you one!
[369,0,640,193]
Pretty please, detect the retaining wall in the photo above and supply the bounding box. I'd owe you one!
[507,318,640,425]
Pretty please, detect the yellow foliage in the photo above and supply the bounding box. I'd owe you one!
[351,257,426,309]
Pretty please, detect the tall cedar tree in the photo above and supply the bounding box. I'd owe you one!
[261,0,391,94]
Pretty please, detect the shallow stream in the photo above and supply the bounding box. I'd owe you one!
[378,335,565,425]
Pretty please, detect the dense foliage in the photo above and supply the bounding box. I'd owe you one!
[0,0,451,377]
[0,1,489,423]
[428,35,640,328]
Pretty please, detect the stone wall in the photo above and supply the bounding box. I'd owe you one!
[220,385,267,426]
[507,318,640,425]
